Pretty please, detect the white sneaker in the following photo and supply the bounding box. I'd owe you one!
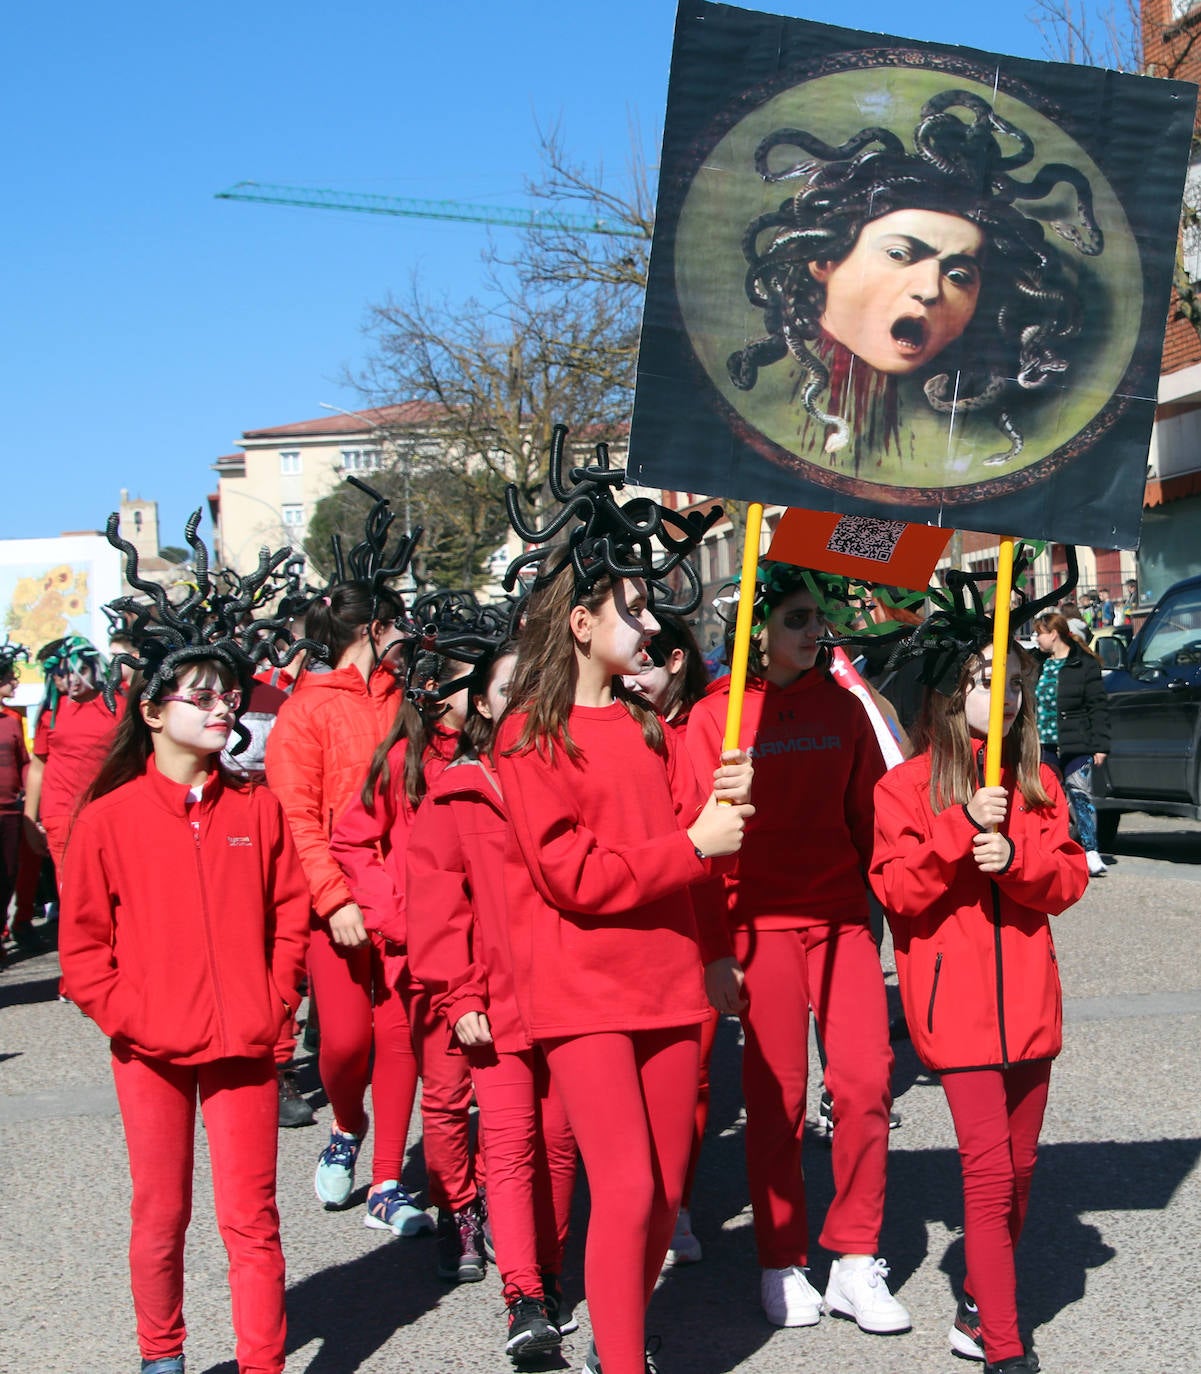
[664,1206,703,1265]
[823,1257,911,1334]
[1086,849,1108,877]
[761,1265,822,1327]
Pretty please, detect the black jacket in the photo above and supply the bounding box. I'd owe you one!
[1038,646,1111,758]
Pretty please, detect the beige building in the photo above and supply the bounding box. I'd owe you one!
[211,403,442,576]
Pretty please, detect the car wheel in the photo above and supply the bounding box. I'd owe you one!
[1096,810,1120,849]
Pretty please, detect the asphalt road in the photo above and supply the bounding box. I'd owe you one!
[2,812,1199,1374]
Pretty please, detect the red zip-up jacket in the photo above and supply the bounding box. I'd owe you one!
[329,730,457,949]
[264,664,399,919]
[871,748,1088,1073]
[59,757,311,1065]
[406,755,528,1051]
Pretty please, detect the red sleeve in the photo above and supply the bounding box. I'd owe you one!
[845,707,887,874]
[57,810,140,1038]
[257,790,313,1012]
[33,710,51,762]
[406,797,488,1029]
[329,772,406,944]
[684,694,725,795]
[264,707,351,919]
[994,768,1089,914]
[870,767,980,919]
[494,721,707,918]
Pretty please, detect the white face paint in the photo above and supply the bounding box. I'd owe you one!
[962,644,1023,738]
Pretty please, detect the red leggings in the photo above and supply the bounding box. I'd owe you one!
[468,1045,576,1297]
[407,983,481,1211]
[941,1061,1052,1364]
[735,923,893,1267]
[10,824,42,925]
[546,1026,700,1374]
[306,925,419,1186]
[111,1049,284,1373]
[681,1007,719,1209]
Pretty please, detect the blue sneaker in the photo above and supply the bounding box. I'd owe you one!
[364,1181,435,1237]
[314,1122,365,1207]
[140,1358,185,1373]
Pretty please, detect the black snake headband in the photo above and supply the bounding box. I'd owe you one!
[102,511,328,737]
[827,544,1079,695]
[403,590,516,707]
[0,637,29,679]
[330,475,423,620]
[502,423,722,615]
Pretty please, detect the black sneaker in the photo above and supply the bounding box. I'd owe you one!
[983,1356,1040,1374]
[541,1271,578,1336]
[277,1069,315,1129]
[504,1293,561,1361]
[950,1295,984,1361]
[436,1201,485,1282]
[582,1338,660,1373]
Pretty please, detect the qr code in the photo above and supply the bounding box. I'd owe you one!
[825,515,905,563]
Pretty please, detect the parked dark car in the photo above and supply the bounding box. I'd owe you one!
[1093,571,1201,845]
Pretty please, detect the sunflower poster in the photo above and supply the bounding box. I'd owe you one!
[0,535,123,701]
[629,1,1197,550]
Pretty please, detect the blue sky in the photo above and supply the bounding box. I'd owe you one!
[5,0,1087,546]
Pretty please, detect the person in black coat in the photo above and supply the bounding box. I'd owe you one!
[1033,611,1112,876]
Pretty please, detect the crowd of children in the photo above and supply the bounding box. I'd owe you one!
[2,444,1092,1374]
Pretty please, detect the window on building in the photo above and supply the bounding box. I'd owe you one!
[281,504,305,528]
[340,448,381,473]
[280,450,302,475]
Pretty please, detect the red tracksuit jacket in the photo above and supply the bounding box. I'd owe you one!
[494,703,723,1040]
[59,758,311,1065]
[405,755,528,1051]
[871,748,1089,1073]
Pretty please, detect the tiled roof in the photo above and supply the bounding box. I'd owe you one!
[241,402,447,440]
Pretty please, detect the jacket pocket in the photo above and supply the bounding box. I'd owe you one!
[927,952,944,1034]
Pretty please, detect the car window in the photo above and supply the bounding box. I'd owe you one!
[1134,588,1201,670]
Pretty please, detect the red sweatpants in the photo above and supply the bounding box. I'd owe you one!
[735,923,893,1268]
[306,924,418,1185]
[110,1049,284,1374]
[546,1026,700,1374]
[10,824,42,925]
[406,982,481,1211]
[941,1060,1052,1364]
[681,1006,719,1209]
[468,1045,576,1297]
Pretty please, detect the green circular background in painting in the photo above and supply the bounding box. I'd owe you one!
[673,64,1142,505]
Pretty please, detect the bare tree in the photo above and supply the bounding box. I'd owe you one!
[350,124,653,543]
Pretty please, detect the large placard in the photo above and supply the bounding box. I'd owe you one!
[630,2,1196,549]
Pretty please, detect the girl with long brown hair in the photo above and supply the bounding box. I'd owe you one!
[872,621,1088,1374]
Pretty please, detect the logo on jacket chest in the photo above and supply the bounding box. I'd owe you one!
[749,732,842,758]
[226,835,253,847]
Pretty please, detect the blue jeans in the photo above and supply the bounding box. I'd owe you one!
[1061,754,1098,852]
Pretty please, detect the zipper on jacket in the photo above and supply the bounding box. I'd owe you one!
[927,952,943,1033]
[193,821,230,1055]
[990,880,1010,1068]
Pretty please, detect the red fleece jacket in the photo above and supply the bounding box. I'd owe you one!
[494,702,720,1039]
[406,755,528,1051]
[871,748,1088,1073]
[59,757,311,1065]
[34,693,121,821]
[686,672,885,960]
[264,664,399,919]
[329,730,456,948]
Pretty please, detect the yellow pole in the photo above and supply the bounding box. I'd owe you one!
[722,502,766,757]
[984,536,1017,789]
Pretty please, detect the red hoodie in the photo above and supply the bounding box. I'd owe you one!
[329,730,457,949]
[59,758,311,1065]
[264,664,399,919]
[494,703,720,1039]
[685,672,885,960]
[871,747,1088,1073]
[406,755,527,1051]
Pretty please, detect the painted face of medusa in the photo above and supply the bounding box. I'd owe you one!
[810,208,984,375]
[728,89,1100,464]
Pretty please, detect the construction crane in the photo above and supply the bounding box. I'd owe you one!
[215,181,642,238]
